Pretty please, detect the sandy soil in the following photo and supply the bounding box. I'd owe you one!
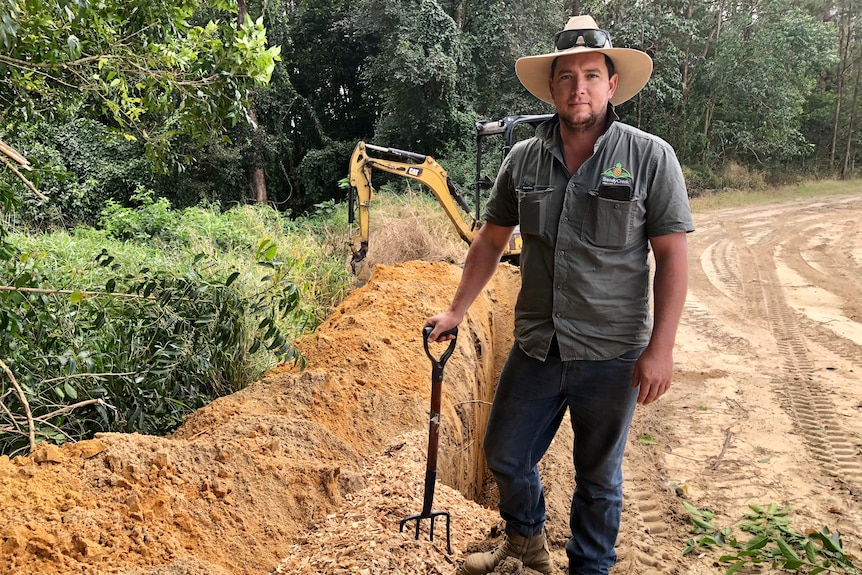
[1,193,861,575]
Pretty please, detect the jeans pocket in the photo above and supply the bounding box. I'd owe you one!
[615,346,645,363]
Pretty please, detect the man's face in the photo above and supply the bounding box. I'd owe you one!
[549,52,618,133]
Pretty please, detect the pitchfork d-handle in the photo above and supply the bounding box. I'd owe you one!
[397,326,458,554]
[422,325,458,379]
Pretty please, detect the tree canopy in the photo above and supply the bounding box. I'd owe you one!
[2,0,860,225]
[1,0,280,163]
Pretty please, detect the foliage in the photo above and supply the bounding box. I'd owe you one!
[0,201,354,456]
[2,114,156,228]
[353,0,475,154]
[682,502,860,574]
[461,0,561,119]
[4,0,862,249]
[696,4,837,164]
[0,237,303,456]
[0,0,280,162]
[584,0,839,170]
[297,140,358,209]
[0,0,282,256]
[99,188,180,241]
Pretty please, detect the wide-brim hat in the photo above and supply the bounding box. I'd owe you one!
[515,15,653,106]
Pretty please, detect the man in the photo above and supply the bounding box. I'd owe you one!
[425,14,694,575]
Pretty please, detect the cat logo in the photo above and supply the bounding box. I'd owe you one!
[407,167,423,177]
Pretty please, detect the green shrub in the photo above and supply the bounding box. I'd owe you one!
[99,188,179,241]
[0,200,354,456]
[297,140,357,210]
[2,116,156,228]
[0,238,303,456]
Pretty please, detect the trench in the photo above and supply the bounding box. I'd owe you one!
[429,264,520,506]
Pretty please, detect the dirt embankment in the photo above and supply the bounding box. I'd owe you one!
[0,261,521,575]
[3,194,862,575]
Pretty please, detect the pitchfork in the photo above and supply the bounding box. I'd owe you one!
[399,325,458,554]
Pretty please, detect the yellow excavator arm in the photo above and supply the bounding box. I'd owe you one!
[348,141,520,270]
[347,115,552,273]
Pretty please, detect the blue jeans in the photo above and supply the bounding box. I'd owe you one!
[483,341,641,575]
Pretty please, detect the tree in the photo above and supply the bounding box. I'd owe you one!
[353,0,474,154]
[0,0,281,192]
[693,2,837,165]
[460,0,563,119]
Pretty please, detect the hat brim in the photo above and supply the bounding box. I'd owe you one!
[515,47,653,106]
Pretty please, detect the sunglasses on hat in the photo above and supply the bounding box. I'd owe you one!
[554,29,612,51]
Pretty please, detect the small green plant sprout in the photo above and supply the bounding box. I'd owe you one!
[682,502,860,574]
[681,501,736,556]
[639,433,659,445]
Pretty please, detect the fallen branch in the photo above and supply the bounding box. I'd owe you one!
[708,428,734,471]
[39,372,136,386]
[0,139,30,168]
[0,285,156,300]
[39,398,113,421]
[0,359,35,452]
[0,285,203,304]
[0,156,48,202]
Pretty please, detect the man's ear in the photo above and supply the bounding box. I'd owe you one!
[608,72,619,98]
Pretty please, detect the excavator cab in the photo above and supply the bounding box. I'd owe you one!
[474,114,554,217]
[348,113,553,273]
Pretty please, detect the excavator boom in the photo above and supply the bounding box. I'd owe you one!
[347,114,552,273]
[348,141,483,270]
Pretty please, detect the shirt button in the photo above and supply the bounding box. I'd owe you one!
[555,312,562,318]
[559,250,565,256]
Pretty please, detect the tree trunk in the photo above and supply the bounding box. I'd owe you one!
[453,0,465,29]
[237,0,268,204]
[841,45,861,179]
[830,5,851,167]
[569,1,580,16]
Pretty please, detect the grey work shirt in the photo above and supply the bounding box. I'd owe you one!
[483,112,695,362]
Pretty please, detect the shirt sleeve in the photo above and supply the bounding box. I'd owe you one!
[482,145,522,228]
[645,142,695,238]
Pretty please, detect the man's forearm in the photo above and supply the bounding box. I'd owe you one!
[448,226,511,317]
[649,233,689,354]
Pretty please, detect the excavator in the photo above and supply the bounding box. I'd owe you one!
[347,113,553,273]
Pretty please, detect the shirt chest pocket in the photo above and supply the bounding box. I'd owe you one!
[577,191,637,250]
[517,185,555,245]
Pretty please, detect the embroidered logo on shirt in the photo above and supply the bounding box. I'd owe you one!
[598,163,634,201]
[600,163,632,186]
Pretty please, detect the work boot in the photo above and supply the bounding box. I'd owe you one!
[460,530,553,575]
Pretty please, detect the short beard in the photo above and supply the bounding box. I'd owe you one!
[559,110,604,134]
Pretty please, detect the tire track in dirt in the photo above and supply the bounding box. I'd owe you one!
[614,450,686,575]
[741,209,862,494]
[606,195,862,574]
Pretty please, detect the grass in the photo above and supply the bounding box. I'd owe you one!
[360,184,469,269]
[689,179,862,212]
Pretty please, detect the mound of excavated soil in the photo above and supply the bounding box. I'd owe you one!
[0,260,521,575]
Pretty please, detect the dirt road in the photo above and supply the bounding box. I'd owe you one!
[1,193,861,575]
[609,192,862,574]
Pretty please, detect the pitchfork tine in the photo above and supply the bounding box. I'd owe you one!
[398,509,452,554]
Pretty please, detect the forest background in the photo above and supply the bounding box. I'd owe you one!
[0,0,860,457]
